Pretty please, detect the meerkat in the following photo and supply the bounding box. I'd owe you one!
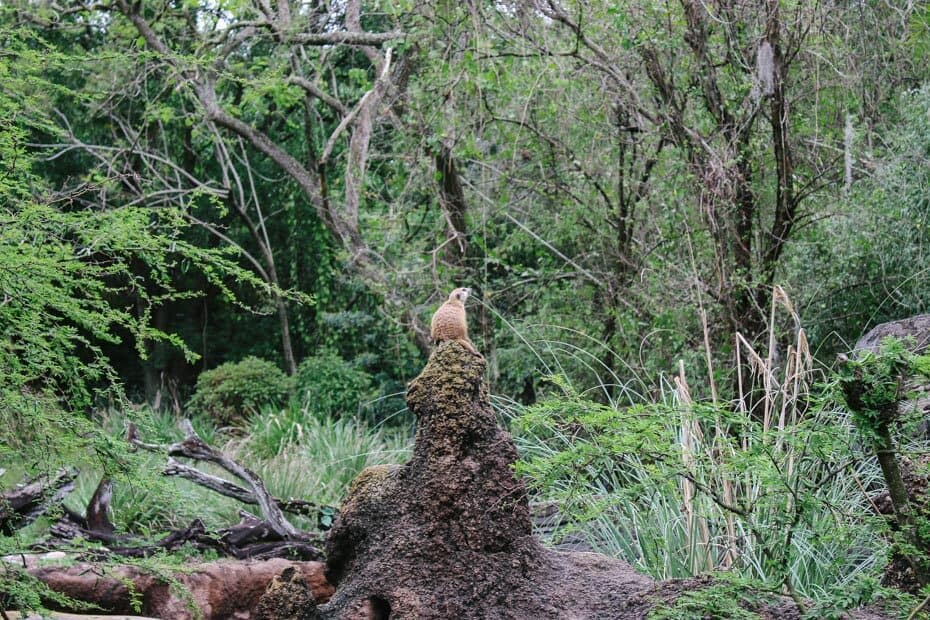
[430,287,482,356]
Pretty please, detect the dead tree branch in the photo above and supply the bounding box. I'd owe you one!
[0,469,77,534]
[168,419,300,539]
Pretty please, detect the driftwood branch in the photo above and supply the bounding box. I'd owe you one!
[129,422,333,525]
[164,457,326,520]
[29,422,325,561]
[0,469,77,534]
[0,428,323,570]
[168,419,300,538]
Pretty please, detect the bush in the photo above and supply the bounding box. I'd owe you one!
[294,350,373,419]
[186,357,290,424]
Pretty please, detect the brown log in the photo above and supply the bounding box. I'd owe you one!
[7,613,156,619]
[27,559,333,620]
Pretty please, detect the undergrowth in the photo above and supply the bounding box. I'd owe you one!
[2,402,411,544]
[500,289,929,618]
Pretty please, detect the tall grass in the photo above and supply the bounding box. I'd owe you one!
[504,288,895,603]
[238,402,412,506]
[52,402,412,536]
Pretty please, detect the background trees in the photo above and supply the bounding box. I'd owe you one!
[4,1,930,615]
[420,0,930,398]
[3,0,927,404]
[0,17,271,480]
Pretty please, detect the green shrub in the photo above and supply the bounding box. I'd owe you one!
[294,350,373,419]
[186,357,290,424]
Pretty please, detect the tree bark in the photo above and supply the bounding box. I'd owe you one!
[26,559,332,620]
[0,470,76,535]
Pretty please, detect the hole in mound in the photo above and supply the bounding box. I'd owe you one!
[368,595,392,619]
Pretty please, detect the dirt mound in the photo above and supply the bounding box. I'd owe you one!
[312,342,833,619]
[313,342,647,617]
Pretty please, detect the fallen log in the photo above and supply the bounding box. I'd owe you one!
[8,613,157,620]
[26,558,332,620]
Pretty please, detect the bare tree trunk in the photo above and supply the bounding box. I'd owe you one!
[276,294,297,376]
[434,144,494,369]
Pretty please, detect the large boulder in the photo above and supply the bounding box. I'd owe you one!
[855,314,930,354]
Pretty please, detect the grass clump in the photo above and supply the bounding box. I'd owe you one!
[22,402,412,538]
[237,402,411,507]
[506,289,911,616]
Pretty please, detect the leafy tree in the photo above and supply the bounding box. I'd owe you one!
[0,20,282,614]
[0,10,287,488]
[791,86,930,352]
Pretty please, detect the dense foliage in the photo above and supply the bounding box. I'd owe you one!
[294,350,374,420]
[2,0,930,616]
[186,356,291,423]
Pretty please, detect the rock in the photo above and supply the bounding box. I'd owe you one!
[852,314,930,425]
[855,314,930,355]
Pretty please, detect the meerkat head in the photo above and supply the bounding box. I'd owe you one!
[448,287,472,304]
